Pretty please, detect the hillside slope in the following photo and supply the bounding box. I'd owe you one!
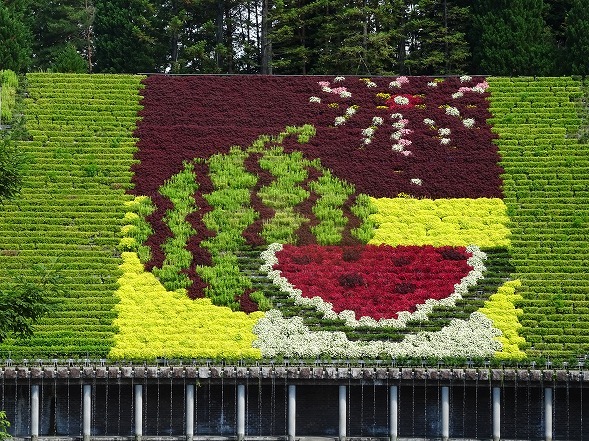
[0,74,143,358]
[489,77,589,361]
[0,74,587,363]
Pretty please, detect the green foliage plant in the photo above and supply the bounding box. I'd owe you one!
[152,161,199,291]
[1,70,18,122]
[0,410,9,441]
[350,194,376,243]
[258,147,309,243]
[198,148,258,309]
[488,76,589,360]
[0,73,145,359]
[0,261,60,343]
[308,170,353,245]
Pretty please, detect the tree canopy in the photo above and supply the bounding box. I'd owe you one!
[0,3,31,72]
[565,0,589,76]
[0,1,588,77]
[469,0,555,76]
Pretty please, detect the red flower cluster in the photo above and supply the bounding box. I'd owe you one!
[274,244,472,320]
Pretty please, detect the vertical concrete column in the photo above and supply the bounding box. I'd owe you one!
[83,384,92,441]
[389,385,398,441]
[237,384,246,441]
[492,387,501,441]
[31,384,40,441]
[545,387,553,441]
[186,384,195,441]
[287,385,296,441]
[339,385,347,441]
[134,384,143,441]
[441,386,449,441]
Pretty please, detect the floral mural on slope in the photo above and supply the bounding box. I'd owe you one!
[114,74,520,360]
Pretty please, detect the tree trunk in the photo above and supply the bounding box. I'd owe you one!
[225,3,234,73]
[216,0,224,69]
[261,0,272,73]
[85,0,94,73]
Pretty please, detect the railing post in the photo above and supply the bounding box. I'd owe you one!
[83,384,92,441]
[545,387,553,441]
[441,386,449,441]
[134,384,143,441]
[339,385,347,441]
[492,387,501,441]
[288,385,296,441]
[389,385,398,441]
[186,384,195,441]
[31,384,39,441]
[237,384,246,441]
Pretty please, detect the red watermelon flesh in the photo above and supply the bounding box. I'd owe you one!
[273,244,472,320]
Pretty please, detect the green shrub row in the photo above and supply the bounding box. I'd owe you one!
[258,147,310,243]
[153,161,199,291]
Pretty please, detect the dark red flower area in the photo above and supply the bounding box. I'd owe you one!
[274,244,473,320]
[132,75,502,199]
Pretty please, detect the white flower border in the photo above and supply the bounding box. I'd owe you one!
[253,310,501,359]
[259,243,487,329]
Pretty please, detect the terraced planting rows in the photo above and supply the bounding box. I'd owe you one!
[0,73,144,358]
[1,73,588,362]
[488,77,589,361]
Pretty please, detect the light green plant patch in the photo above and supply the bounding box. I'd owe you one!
[152,161,199,291]
[198,148,258,309]
[309,170,354,245]
[119,196,155,263]
[258,147,310,243]
[350,193,376,243]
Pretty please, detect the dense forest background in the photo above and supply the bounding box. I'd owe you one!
[0,0,588,76]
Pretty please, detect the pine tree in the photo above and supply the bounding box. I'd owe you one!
[26,0,93,71]
[470,0,555,75]
[312,0,405,75]
[271,0,408,75]
[94,0,166,73]
[546,0,573,48]
[565,0,589,76]
[52,44,88,73]
[270,0,325,74]
[160,0,246,74]
[0,3,31,72]
[403,0,470,75]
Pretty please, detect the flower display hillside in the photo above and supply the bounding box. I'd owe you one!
[0,74,585,363]
[116,75,514,360]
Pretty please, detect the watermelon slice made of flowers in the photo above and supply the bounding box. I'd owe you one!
[264,243,484,324]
